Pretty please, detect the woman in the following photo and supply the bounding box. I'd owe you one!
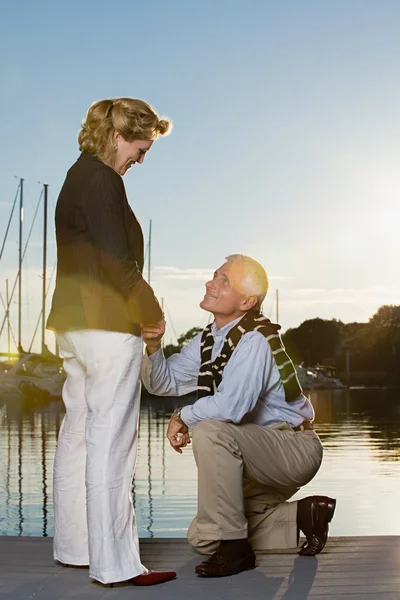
[47,98,175,586]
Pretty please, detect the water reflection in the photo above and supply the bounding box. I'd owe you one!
[309,388,400,460]
[0,389,399,538]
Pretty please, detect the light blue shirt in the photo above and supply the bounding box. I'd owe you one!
[142,317,314,429]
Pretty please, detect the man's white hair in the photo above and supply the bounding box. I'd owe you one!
[225,254,269,310]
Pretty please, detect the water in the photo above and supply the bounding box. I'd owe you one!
[0,388,400,538]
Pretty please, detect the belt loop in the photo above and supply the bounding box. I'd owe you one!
[293,420,313,432]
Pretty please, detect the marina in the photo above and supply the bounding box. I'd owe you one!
[1,388,400,539]
[1,2,400,597]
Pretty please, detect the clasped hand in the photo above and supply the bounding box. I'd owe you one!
[140,318,166,355]
[166,416,191,454]
[141,318,190,453]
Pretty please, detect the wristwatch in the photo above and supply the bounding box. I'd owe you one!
[172,407,185,424]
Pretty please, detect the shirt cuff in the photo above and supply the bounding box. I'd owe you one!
[180,405,200,428]
[146,347,164,365]
[142,348,164,394]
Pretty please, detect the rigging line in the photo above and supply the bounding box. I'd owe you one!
[29,261,57,351]
[164,302,179,345]
[0,291,17,349]
[0,189,44,340]
[0,182,21,265]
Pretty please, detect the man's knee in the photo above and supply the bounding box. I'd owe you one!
[192,419,228,452]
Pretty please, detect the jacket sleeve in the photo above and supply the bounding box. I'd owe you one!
[81,167,162,324]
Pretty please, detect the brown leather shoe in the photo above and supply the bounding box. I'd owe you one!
[195,540,256,577]
[298,496,336,556]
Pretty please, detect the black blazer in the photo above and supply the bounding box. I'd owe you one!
[47,152,162,336]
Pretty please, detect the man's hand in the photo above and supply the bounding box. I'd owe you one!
[167,415,191,454]
[141,318,166,355]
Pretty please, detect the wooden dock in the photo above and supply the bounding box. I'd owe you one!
[1,536,400,599]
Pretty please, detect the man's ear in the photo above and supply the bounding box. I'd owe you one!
[241,296,258,311]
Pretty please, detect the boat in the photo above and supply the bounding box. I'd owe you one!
[296,364,346,390]
[0,351,64,401]
[0,181,65,401]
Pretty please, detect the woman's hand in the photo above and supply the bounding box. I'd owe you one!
[141,319,166,355]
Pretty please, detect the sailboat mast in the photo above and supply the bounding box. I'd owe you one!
[41,184,48,354]
[276,289,279,323]
[161,297,164,348]
[6,279,10,357]
[147,219,152,284]
[18,178,24,351]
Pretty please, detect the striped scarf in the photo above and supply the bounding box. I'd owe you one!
[197,311,303,402]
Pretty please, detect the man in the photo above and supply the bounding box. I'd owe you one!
[141,254,336,578]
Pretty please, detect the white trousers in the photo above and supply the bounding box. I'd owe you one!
[53,330,144,584]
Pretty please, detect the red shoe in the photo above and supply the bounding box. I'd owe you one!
[132,570,176,586]
[109,569,176,587]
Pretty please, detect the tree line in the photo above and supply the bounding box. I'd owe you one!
[164,305,400,386]
[282,304,400,382]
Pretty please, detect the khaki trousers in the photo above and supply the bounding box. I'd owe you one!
[187,420,323,555]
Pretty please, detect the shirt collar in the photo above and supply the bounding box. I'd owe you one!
[211,315,244,339]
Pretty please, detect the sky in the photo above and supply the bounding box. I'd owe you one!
[0,0,399,352]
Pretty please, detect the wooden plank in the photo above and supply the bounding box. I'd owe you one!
[1,536,400,600]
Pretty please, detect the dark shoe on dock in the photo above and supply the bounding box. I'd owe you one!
[298,495,336,556]
[195,539,256,577]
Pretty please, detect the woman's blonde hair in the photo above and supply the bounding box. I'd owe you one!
[78,97,171,161]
